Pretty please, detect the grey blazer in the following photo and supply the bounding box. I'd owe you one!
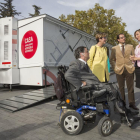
[65,59,100,90]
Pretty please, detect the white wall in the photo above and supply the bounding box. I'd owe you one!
[43,19,96,67]
[18,18,44,68]
[20,67,42,85]
[0,17,13,69]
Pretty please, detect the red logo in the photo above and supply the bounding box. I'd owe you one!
[21,30,38,59]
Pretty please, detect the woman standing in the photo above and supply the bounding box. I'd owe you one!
[130,29,140,88]
[87,33,110,82]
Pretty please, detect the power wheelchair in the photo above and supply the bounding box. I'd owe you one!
[55,66,140,137]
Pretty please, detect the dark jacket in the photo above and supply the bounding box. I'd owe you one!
[65,59,100,90]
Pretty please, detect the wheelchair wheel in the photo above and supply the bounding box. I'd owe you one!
[98,116,113,137]
[61,111,84,135]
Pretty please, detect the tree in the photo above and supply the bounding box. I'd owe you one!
[29,5,42,17]
[59,3,137,47]
[0,0,21,17]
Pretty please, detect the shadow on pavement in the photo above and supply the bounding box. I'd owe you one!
[0,121,53,139]
[0,85,45,92]
[134,92,140,106]
[80,119,98,134]
[112,123,121,133]
[80,115,121,135]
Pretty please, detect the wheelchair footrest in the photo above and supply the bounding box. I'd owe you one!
[56,103,65,110]
[96,103,104,112]
[56,102,76,110]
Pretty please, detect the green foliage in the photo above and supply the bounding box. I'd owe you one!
[29,5,42,17]
[0,0,21,17]
[59,3,137,47]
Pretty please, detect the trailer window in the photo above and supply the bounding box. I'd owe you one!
[4,41,8,60]
[4,25,9,35]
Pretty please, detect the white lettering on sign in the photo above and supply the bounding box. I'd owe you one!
[25,49,33,53]
[24,37,34,53]
[25,36,33,44]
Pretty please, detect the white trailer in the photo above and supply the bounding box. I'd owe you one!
[0,14,112,88]
[0,17,19,89]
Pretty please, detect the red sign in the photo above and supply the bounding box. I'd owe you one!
[21,30,38,59]
[2,62,11,64]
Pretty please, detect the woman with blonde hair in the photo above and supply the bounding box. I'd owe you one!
[130,29,140,88]
[87,33,110,82]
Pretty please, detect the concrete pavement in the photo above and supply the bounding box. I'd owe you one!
[0,75,140,140]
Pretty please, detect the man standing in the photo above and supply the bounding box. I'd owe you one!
[110,34,138,110]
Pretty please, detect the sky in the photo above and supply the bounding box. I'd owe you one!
[0,0,139,37]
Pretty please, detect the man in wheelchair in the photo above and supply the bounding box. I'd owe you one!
[65,46,112,101]
[56,46,140,137]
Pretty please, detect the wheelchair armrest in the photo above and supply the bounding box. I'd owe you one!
[80,85,93,90]
[105,82,118,85]
[71,85,93,93]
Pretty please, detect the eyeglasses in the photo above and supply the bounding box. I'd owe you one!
[120,37,126,39]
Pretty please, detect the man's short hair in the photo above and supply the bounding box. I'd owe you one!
[95,33,106,43]
[117,33,124,40]
[74,46,87,59]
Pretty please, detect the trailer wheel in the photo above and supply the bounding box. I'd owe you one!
[61,111,83,135]
[98,116,113,137]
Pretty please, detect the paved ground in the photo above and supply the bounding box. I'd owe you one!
[0,74,140,140]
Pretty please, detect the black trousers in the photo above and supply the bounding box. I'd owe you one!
[135,61,140,88]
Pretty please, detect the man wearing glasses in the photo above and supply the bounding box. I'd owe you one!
[110,34,139,110]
